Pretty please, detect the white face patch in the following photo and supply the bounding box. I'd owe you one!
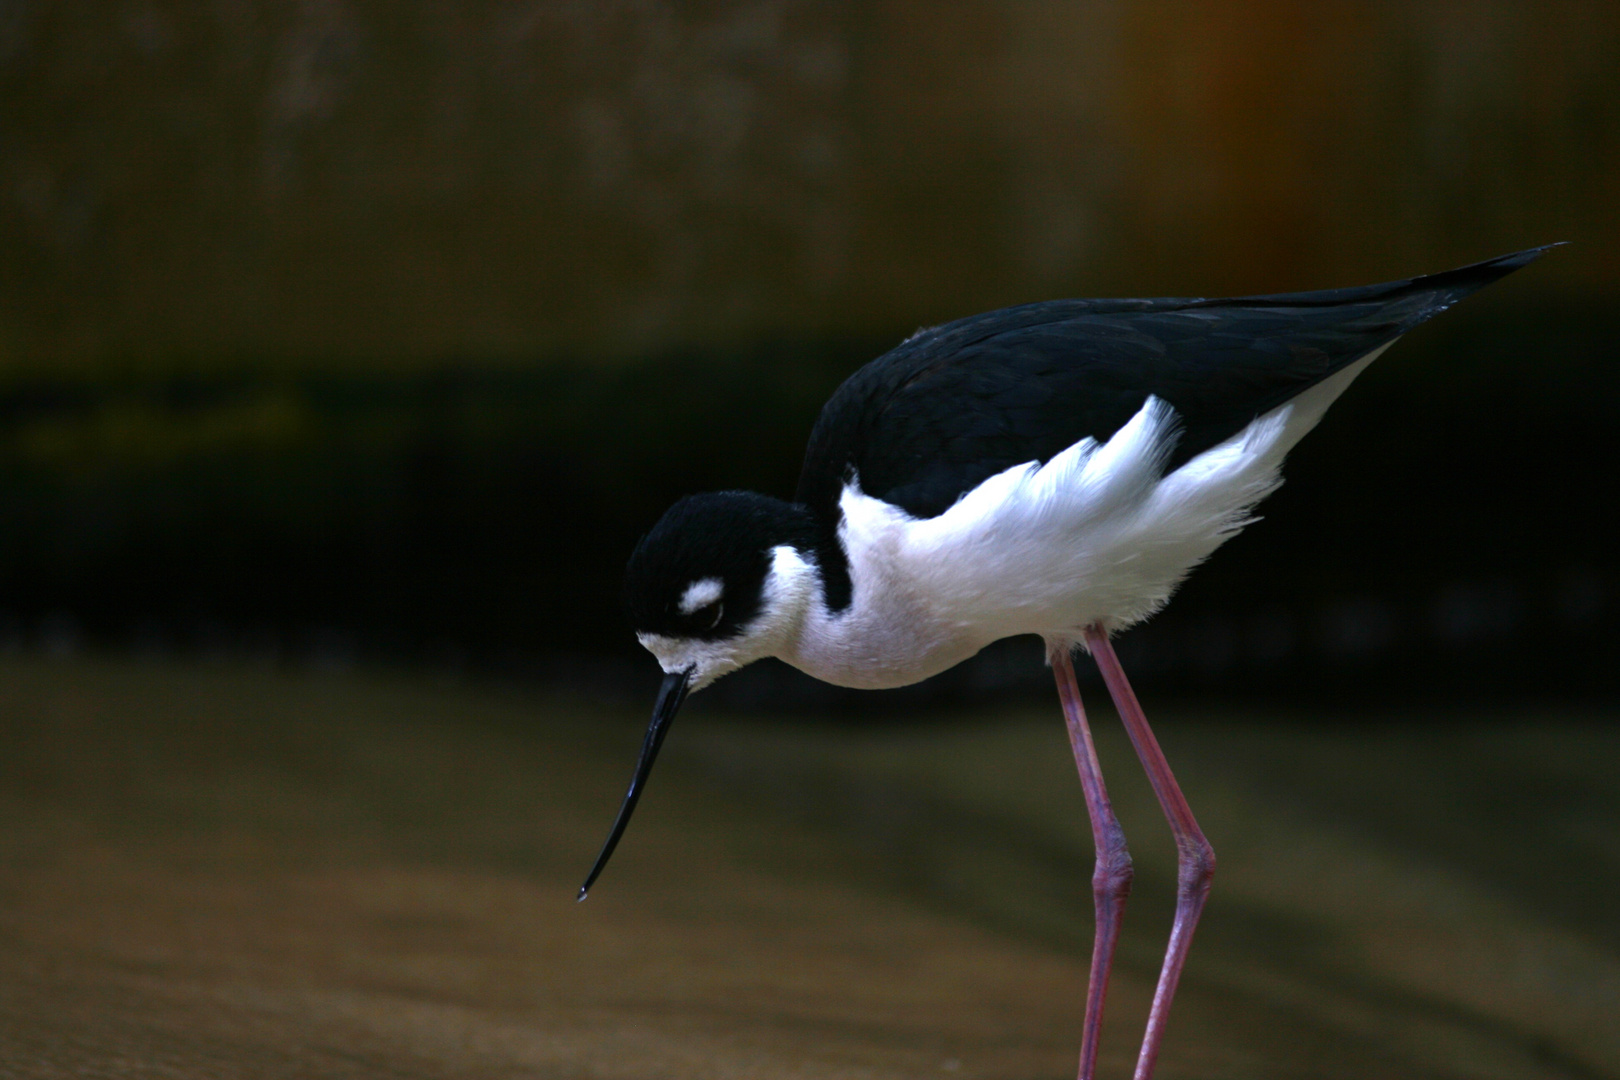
[678,577,724,615]
[637,632,741,688]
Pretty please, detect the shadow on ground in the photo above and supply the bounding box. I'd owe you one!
[1,657,1616,1079]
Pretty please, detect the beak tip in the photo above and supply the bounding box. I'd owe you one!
[576,885,590,902]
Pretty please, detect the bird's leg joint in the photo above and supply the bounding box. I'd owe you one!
[1092,820,1134,900]
[1175,835,1215,896]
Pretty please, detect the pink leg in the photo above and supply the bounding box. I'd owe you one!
[1084,625,1215,1080]
[1051,644,1134,1080]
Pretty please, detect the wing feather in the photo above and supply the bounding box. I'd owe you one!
[794,246,1556,612]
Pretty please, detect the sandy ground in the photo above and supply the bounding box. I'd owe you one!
[1,657,1616,1079]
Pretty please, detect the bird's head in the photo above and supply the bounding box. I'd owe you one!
[579,490,818,899]
[622,491,818,692]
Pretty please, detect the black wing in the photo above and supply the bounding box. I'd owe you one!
[799,246,1553,521]
[793,246,1556,610]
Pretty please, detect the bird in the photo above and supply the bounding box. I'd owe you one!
[577,244,1557,1080]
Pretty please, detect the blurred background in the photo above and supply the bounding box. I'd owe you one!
[2,0,1616,705]
[3,6,1620,1078]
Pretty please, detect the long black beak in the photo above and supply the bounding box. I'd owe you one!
[577,668,692,900]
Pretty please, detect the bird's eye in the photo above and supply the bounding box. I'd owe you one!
[697,601,723,630]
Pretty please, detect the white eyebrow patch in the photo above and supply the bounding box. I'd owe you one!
[678,577,725,615]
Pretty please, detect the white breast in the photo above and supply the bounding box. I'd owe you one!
[778,344,1390,689]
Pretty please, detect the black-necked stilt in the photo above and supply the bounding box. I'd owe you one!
[579,245,1558,1080]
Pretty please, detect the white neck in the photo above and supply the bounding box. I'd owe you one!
[770,525,984,691]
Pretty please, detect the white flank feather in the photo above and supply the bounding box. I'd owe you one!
[773,343,1391,689]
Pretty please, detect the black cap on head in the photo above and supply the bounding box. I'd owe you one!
[622,491,815,641]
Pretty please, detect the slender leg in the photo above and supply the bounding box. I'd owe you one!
[1083,624,1215,1080]
[1051,643,1134,1080]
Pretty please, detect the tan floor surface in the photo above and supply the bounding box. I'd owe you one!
[1,657,1616,1079]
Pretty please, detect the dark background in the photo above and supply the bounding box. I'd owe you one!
[2,1,1617,707]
